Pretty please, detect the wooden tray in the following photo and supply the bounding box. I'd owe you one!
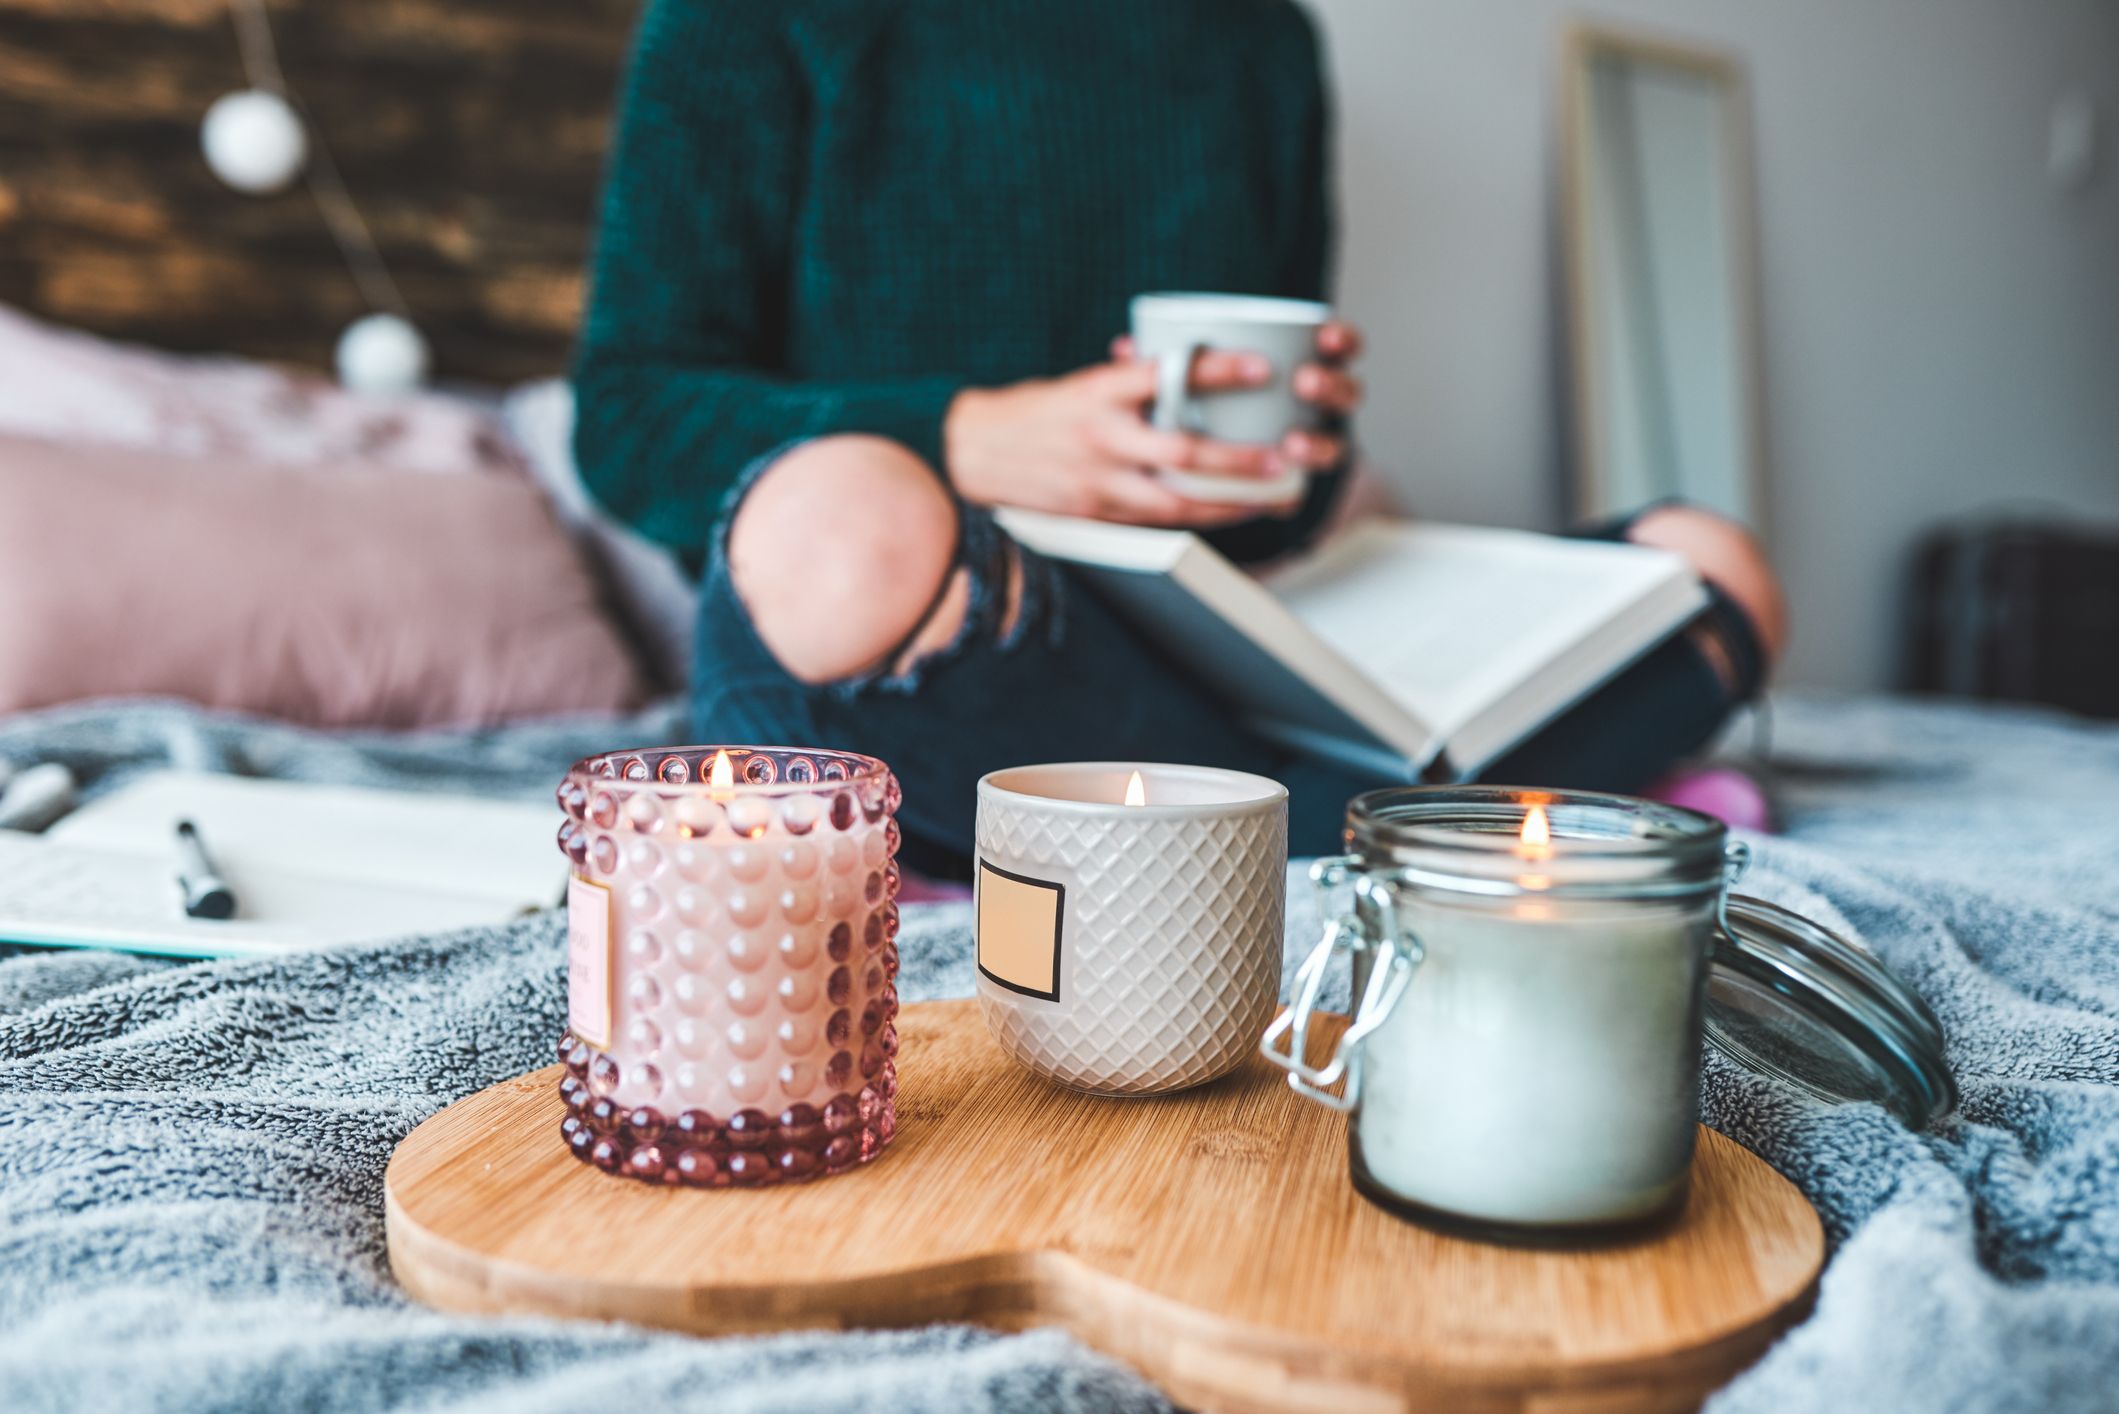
[386,1000,1821,1412]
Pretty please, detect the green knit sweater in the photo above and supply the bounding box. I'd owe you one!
[573,0,1340,568]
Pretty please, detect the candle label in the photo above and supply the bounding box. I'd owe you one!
[975,859,1065,1002]
[566,874,614,1048]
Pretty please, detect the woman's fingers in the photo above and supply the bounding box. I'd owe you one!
[1081,469,1288,528]
[1317,320,1363,363]
[1279,428,1344,471]
[1095,348,1272,398]
[1188,350,1272,392]
[1092,415,1282,478]
[1085,349,1340,476]
[1293,363,1362,414]
[1090,358,1162,403]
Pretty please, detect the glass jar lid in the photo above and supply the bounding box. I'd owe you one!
[1346,786,1730,898]
[1341,785,1957,1129]
[1707,893,1957,1128]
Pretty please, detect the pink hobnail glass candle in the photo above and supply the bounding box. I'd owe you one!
[552,745,903,1187]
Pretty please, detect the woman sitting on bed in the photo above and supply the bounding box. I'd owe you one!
[572,0,1786,867]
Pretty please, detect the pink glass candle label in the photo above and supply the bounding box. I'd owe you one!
[566,875,614,1047]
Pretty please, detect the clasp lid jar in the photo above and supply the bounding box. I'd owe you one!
[1262,787,1954,1237]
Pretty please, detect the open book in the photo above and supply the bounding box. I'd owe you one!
[997,512,1708,781]
[0,771,563,958]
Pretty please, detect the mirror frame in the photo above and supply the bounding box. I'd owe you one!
[1559,23,1771,540]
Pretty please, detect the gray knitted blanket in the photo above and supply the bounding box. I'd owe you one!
[1,694,2114,1412]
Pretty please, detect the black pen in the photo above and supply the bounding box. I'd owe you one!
[175,819,238,921]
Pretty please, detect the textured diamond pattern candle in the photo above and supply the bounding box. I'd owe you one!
[974,762,1288,1095]
[554,746,902,1186]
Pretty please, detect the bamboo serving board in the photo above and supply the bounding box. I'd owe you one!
[386,1000,1822,1413]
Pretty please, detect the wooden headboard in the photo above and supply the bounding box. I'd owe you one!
[0,0,640,383]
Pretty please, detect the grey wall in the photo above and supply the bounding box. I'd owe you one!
[1306,0,2119,689]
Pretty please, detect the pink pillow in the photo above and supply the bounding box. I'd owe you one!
[0,303,522,476]
[0,435,648,728]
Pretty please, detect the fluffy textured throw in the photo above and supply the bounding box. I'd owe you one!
[1,694,2114,1412]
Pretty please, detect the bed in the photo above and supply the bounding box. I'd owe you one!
[2,4,2117,1410]
[1,693,2117,1411]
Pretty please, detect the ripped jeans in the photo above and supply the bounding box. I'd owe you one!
[692,467,1764,874]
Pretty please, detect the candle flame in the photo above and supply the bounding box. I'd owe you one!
[1124,770,1146,807]
[1515,802,1554,888]
[1520,805,1550,851]
[709,749,734,791]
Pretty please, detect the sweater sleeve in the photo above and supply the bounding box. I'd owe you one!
[571,0,964,560]
[1201,1,1349,567]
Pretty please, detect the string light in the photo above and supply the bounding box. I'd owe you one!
[202,0,429,391]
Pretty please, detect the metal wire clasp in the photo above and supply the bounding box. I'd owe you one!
[1260,856,1419,1112]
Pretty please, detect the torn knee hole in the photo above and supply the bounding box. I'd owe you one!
[883,544,1025,682]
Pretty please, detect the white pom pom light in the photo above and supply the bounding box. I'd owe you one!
[210,3,429,388]
[335,313,431,393]
[200,89,308,194]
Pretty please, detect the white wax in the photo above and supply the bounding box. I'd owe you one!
[1352,893,1710,1228]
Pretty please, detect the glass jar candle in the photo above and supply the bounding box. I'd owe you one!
[552,746,903,1187]
[1263,786,1955,1240]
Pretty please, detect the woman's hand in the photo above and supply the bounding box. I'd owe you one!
[1120,320,1364,471]
[1106,319,1364,479]
[1290,319,1365,469]
[944,352,1297,527]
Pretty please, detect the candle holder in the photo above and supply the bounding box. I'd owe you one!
[553,746,902,1187]
[975,762,1288,1095]
[1264,786,1955,1242]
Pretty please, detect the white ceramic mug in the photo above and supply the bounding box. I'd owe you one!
[974,762,1288,1095]
[1129,292,1331,505]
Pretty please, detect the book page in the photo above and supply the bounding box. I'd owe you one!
[1000,509,1440,765]
[0,830,538,957]
[50,772,563,911]
[998,510,1700,776]
[1265,522,1692,739]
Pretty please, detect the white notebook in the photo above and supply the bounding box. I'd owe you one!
[0,771,564,959]
[997,512,1708,780]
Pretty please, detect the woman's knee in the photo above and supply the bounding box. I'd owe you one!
[727,436,960,684]
[1624,505,1788,663]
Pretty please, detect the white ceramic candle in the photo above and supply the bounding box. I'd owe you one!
[1266,787,1731,1237]
[974,762,1287,1095]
